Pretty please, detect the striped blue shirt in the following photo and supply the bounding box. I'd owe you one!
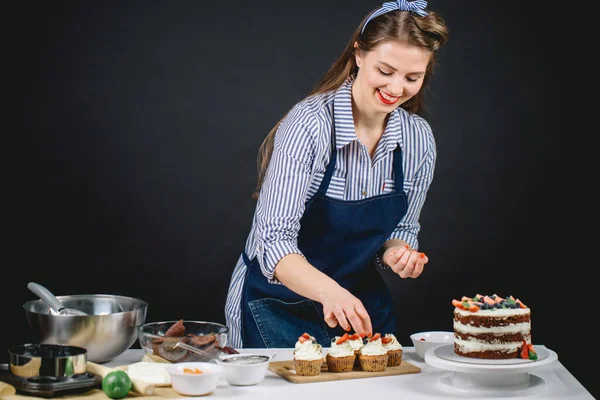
[225,76,436,348]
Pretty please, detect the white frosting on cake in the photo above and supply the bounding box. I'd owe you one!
[454,307,530,317]
[360,337,387,356]
[294,339,323,361]
[347,337,364,351]
[382,334,403,351]
[455,336,530,352]
[294,334,316,350]
[328,338,355,357]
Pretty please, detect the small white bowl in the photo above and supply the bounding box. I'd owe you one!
[410,331,454,360]
[215,354,271,386]
[165,361,222,396]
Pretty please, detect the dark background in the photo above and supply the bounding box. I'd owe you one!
[5,0,584,397]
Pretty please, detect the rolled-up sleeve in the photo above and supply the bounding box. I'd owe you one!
[387,118,437,250]
[254,105,318,283]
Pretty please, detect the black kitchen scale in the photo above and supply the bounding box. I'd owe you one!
[0,363,102,398]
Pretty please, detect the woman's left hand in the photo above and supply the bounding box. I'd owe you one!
[382,245,428,278]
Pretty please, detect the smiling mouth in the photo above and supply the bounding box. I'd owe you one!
[377,89,399,105]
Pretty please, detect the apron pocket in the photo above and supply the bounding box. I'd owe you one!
[247,298,330,348]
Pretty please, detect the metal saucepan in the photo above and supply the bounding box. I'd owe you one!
[8,343,87,378]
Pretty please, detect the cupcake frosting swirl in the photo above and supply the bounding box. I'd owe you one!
[294,339,323,361]
[347,337,364,351]
[382,333,403,351]
[360,337,387,356]
[328,338,355,357]
[294,334,316,351]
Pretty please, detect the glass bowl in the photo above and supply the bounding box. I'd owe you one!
[138,320,228,363]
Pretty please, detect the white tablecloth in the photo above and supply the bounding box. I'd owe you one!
[105,346,593,399]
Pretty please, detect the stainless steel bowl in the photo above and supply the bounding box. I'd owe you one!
[23,294,148,363]
[9,343,87,378]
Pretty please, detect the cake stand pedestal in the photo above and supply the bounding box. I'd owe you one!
[424,344,558,395]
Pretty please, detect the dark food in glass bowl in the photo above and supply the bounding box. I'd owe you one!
[141,320,228,363]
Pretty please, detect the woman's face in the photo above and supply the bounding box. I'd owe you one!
[354,41,430,114]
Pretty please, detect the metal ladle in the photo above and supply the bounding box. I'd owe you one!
[173,342,275,364]
[27,282,89,316]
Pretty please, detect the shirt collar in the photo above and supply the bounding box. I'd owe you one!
[333,75,403,152]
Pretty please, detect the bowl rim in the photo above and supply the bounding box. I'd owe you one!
[166,361,222,376]
[138,320,229,339]
[410,331,454,343]
[215,353,271,367]
[22,294,148,314]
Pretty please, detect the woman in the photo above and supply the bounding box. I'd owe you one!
[225,0,449,348]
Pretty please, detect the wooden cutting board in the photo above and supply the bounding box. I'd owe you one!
[269,359,420,383]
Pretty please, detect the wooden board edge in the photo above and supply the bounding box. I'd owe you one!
[268,360,421,384]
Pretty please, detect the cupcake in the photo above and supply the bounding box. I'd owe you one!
[346,332,364,369]
[382,333,403,367]
[326,333,356,372]
[358,333,388,372]
[293,332,323,376]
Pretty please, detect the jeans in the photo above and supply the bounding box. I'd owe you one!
[244,298,332,348]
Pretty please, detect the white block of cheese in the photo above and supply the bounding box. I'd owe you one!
[126,362,171,386]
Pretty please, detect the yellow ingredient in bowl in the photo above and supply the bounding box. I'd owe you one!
[184,368,203,374]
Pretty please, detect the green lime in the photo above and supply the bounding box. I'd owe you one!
[102,370,132,399]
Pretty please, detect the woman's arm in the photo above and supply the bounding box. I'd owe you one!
[255,104,372,335]
[379,117,435,278]
[274,253,372,335]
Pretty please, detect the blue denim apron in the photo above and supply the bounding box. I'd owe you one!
[241,109,408,348]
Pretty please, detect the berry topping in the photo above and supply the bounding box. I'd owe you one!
[369,333,381,342]
[453,294,527,312]
[336,333,349,344]
[381,336,393,344]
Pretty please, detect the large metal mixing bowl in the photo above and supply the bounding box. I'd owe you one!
[23,294,148,363]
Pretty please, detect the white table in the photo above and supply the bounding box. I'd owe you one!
[106,347,594,399]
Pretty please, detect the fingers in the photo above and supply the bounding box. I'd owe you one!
[353,304,372,336]
[322,295,373,337]
[389,248,410,275]
[413,252,428,277]
[330,306,369,335]
[383,245,410,267]
[324,313,338,328]
[334,309,350,331]
[344,309,362,334]
[391,249,429,278]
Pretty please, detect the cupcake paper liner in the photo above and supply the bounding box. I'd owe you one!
[294,358,323,376]
[358,353,388,372]
[326,354,355,372]
[386,349,403,367]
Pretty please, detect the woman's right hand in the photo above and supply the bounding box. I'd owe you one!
[320,285,372,336]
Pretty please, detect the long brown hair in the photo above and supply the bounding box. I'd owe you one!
[253,8,449,199]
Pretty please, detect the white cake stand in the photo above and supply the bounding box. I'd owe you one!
[424,344,558,395]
